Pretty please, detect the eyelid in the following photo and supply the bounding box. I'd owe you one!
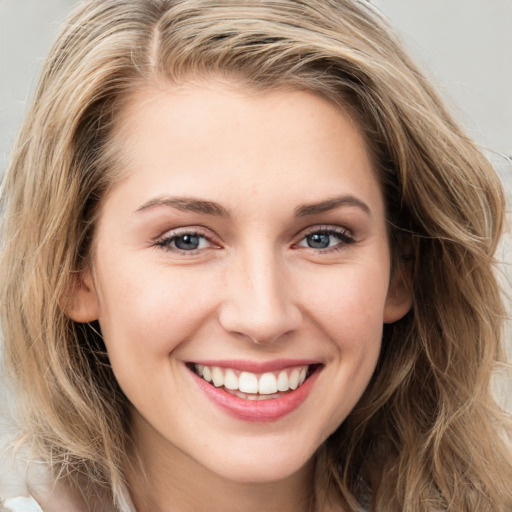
[154,226,222,252]
[293,225,355,250]
[300,224,353,237]
[152,224,355,254]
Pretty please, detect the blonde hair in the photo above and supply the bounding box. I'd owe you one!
[1,0,511,510]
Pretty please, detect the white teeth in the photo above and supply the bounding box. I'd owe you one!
[289,368,300,390]
[224,369,239,390]
[211,367,224,387]
[299,367,307,386]
[258,372,278,395]
[239,372,259,393]
[277,370,289,392]
[202,366,212,382]
[193,364,311,396]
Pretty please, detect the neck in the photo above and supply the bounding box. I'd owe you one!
[129,467,316,512]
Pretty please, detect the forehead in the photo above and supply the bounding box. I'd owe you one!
[102,79,384,220]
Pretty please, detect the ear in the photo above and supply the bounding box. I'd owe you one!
[384,263,412,323]
[63,269,100,323]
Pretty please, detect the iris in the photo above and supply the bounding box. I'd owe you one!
[174,234,200,250]
[306,233,331,249]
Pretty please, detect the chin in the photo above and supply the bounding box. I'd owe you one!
[204,442,316,484]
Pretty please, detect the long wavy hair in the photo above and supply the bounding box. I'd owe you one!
[1,1,511,510]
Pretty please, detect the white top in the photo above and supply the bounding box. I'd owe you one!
[1,484,136,512]
[0,494,136,512]
[0,492,137,512]
[1,496,43,512]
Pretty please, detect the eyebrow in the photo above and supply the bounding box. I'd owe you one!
[135,194,371,218]
[294,195,371,217]
[135,196,230,217]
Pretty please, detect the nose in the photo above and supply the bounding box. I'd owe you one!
[218,249,302,345]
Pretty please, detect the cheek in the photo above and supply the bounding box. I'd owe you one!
[297,261,390,349]
[310,266,389,429]
[95,262,218,370]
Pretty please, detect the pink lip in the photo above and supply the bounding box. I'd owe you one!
[188,364,322,423]
[189,358,319,373]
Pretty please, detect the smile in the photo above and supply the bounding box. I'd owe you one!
[188,361,322,422]
[193,364,309,399]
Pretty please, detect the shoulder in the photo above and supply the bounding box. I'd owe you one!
[0,496,44,512]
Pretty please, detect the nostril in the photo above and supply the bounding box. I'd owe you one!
[218,302,302,346]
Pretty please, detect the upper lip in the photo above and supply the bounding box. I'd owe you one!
[187,359,322,373]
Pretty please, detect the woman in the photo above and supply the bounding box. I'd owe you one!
[1,1,511,511]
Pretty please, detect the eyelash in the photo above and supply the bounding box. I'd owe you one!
[154,225,355,255]
[296,226,355,252]
[154,228,216,255]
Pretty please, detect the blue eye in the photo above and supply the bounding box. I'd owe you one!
[156,232,212,252]
[173,234,201,250]
[298,228,354,250]
[306,233,331,249]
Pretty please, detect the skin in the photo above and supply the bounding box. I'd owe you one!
[69,79,411,512]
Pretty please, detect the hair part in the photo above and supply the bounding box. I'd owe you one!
[1,1,511,510]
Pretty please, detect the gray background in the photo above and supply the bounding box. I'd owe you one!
[1,1,512,169]
[1,0,511,496]
[3,2,509,322]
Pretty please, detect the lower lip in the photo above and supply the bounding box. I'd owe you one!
[189,367,320,422]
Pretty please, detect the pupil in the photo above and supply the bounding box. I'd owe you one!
[175,234,200,250]
[307,233,329,249]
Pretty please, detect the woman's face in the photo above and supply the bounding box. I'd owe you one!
[71,80,411,484]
